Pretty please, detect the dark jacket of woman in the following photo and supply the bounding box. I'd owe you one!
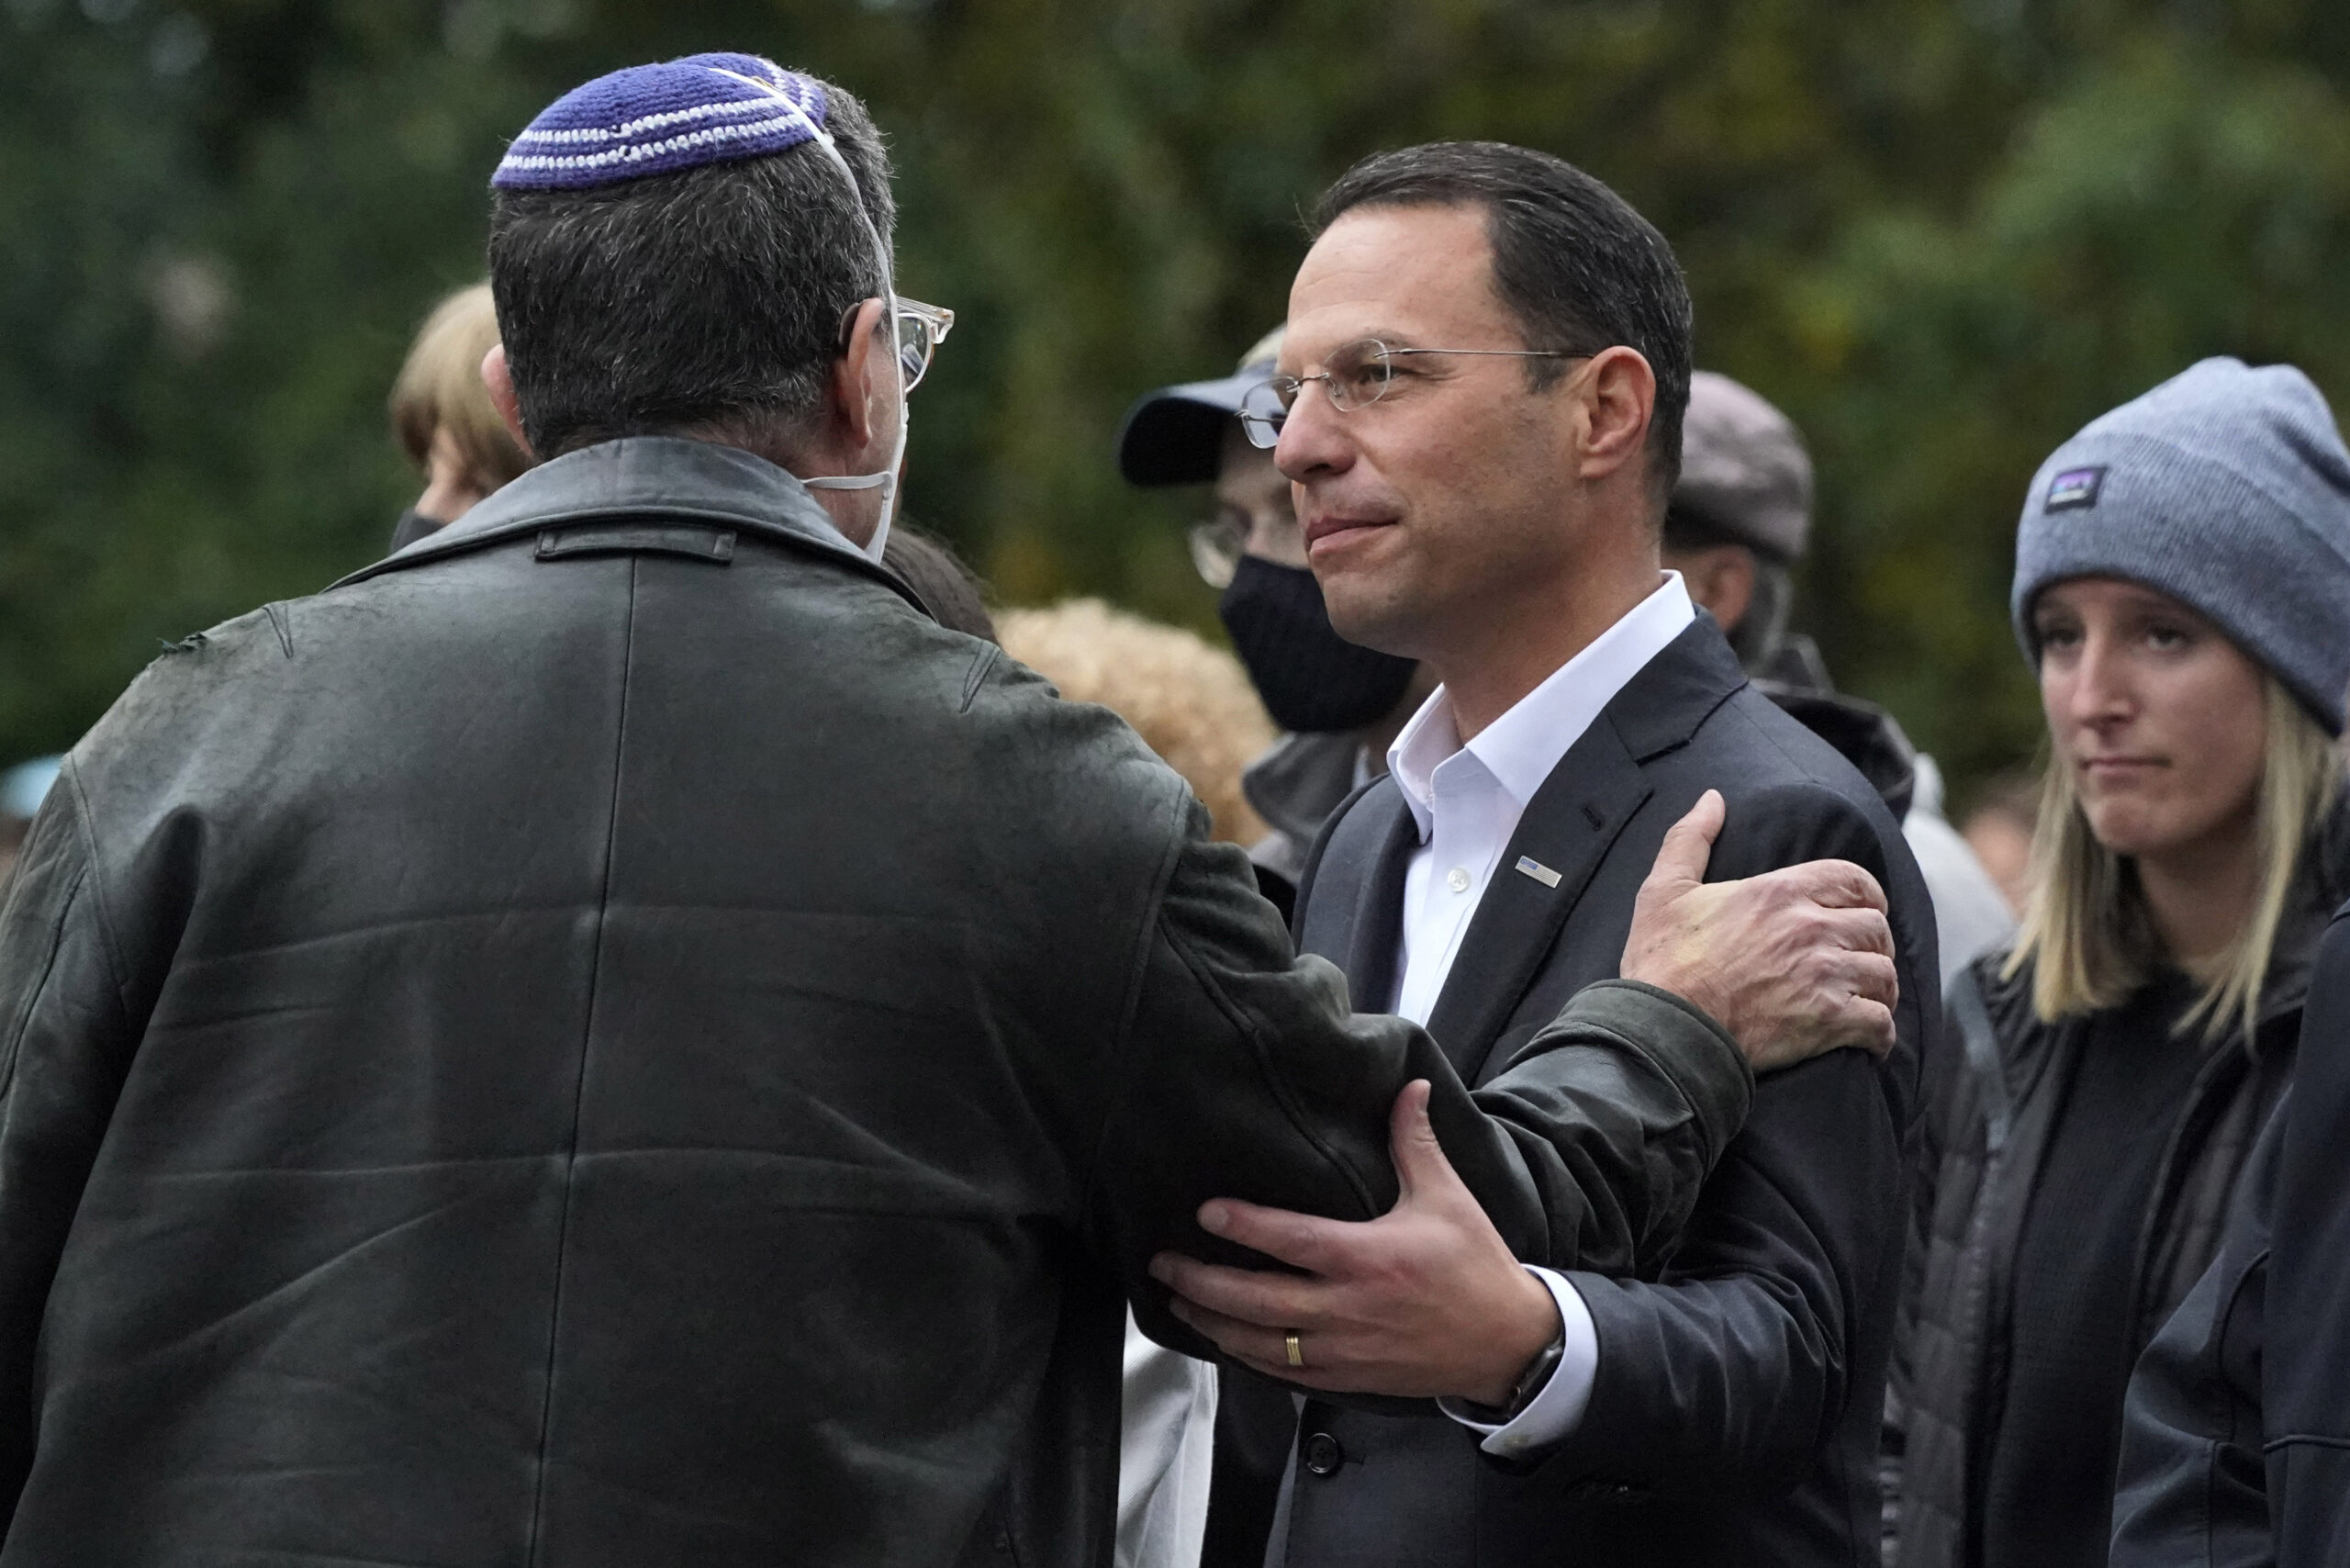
[1884,799,2350,1568]
[2110,890,2350,1568]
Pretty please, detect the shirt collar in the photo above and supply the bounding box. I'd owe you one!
[1388,572,1696,841]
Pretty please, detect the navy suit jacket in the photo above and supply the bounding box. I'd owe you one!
[1269,619,1937,1568]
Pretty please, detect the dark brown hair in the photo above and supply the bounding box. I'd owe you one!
[882,526,996,644]
[487,78,893,458]
[1313,140,1693,496]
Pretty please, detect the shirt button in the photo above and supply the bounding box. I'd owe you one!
[1303,1431,1345,1477]
[1446,867,1472,893]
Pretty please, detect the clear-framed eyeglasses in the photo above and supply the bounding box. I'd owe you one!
[1237,337,1596,449]
[1187,514,1247,588]
[893,297,955,391]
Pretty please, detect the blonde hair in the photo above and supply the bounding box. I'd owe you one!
[2005,676,2341,1043]
[388,284,529,491]
[998,599,1275,846]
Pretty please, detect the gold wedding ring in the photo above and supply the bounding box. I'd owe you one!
[1285,1330,1305,1369]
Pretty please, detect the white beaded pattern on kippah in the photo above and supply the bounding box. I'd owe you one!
[493,52,827,191]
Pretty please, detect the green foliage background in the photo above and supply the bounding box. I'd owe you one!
[6,0,2350,806]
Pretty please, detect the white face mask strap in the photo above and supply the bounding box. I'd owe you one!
[711,65,904,562]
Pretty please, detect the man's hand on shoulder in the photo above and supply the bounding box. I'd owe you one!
[1621,790,1899,1071]
[1147,790,1899,1407]
[1148,1081,1559,1406]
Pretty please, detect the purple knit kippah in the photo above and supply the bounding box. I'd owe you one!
[492,52,827,191]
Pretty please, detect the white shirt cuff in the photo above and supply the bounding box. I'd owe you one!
[1437,1267,1599,1458]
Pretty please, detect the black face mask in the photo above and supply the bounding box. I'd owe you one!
[1218,554,1419,734]
[388,508,446,554]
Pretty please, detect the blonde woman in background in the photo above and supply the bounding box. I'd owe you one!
[386,282,530,550]
[1885,359,2350,1568]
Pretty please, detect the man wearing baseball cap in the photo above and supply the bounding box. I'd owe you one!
[1121,330,1431,906]
[1664,371,2015,990]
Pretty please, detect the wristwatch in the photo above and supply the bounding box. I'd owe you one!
[1460,1323,1567,1425]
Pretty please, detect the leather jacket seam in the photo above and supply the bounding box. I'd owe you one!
[0,863,86,1103]
[57,758,132,1025]
[958,644,1000,715]
[522,555,639,1566]
[1075,785,1196,1221]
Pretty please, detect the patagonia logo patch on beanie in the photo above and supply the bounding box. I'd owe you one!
[2043,466,2105,512]
[2010,356,2350,734]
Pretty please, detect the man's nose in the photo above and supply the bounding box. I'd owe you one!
[1274,382,1351,482]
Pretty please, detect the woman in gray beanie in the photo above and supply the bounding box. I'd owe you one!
[1885,357,2350,1568]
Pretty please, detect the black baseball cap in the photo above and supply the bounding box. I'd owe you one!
[1115,327,1284,487]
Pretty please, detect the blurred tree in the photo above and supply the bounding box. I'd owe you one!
[2,0,2346,801]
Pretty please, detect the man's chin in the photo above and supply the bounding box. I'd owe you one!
[1322,596,1420,661]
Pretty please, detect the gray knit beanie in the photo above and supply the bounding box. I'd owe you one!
[2011,356,2350,734]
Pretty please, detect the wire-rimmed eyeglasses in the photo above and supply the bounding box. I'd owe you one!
[1237,338,1596,448]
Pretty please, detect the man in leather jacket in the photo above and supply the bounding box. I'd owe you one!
[0,59,1901,1567]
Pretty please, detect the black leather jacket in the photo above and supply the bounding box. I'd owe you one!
[0,437,1757,1567]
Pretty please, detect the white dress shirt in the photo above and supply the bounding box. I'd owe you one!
[1115,1310,1216,1568]
[1382,573,1695,1457]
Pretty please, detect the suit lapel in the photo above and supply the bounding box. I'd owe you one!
[1422,619,1749,1079]
[1423,723,1650,1076]
[1338,793,1420,1014]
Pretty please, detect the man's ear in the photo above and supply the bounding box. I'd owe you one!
[820,297,891,464]
[1572,345,1656,482]
[480,345,535,460]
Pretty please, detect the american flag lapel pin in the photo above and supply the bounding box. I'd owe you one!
[1515,856,1562,889]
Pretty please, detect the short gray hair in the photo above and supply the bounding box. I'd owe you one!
[487,75,893,457]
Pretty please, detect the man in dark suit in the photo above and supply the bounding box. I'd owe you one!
[1154,142,1934,1566]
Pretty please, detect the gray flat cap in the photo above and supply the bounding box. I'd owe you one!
[1672,370,1814,561]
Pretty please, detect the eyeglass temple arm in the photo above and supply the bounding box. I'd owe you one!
[1380,347,1583,359]
[899,302,953,340]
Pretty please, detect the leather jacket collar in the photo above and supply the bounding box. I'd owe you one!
[336,436,887,592]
